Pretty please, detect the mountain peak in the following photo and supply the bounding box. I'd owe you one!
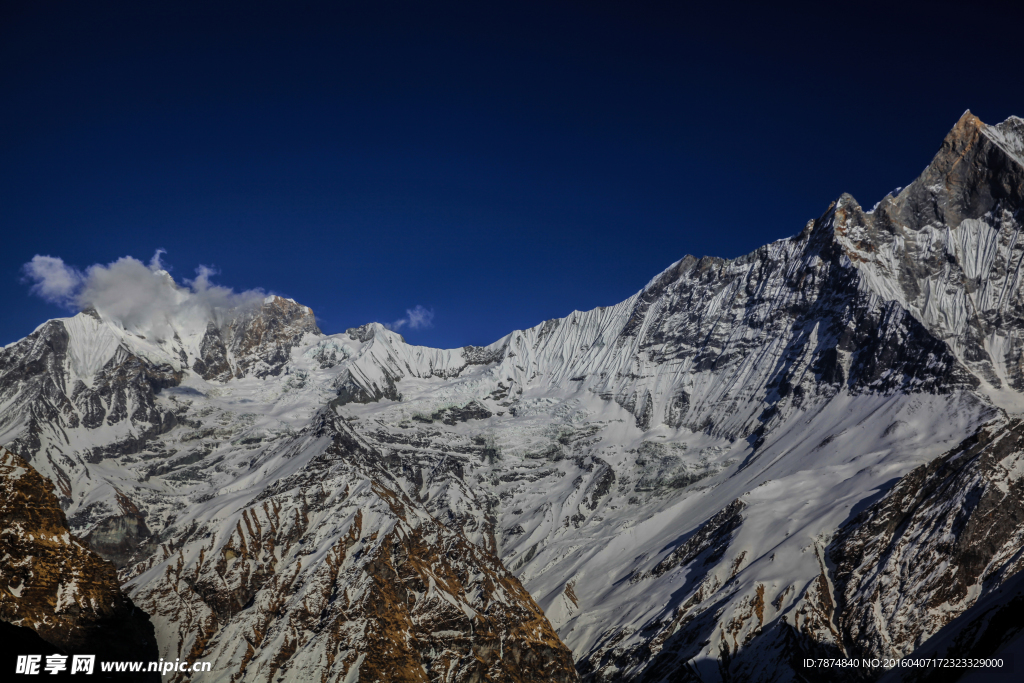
[955,108,983,130]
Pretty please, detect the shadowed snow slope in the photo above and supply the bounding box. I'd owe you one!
[2,112,1024,682]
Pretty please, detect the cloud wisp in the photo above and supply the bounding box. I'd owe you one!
[21,252,265,340]
[386,305,435,332]
[22,255,84,308]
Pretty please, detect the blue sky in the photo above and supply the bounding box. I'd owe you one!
[3,1,1022,348]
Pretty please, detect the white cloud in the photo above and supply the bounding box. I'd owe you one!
[21,255,84,307]
[22,251,265,340]
[386,305,435,332]
[149,248,168,271]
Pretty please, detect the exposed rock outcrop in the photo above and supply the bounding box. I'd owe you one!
[0,446,159,679]
[830,418,1024,667]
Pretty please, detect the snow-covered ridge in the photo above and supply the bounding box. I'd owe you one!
[830,111,1024,411]
[1,113,1023,682]
[981,114,1024,168]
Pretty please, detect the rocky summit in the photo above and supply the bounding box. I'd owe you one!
[2,112,1024,682]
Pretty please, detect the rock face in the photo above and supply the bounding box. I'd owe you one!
[190,296,323,381]
[1,112,1023,682]
[829,418,1024,666]
[225,296,323,379]
[830,112,1024,394]
[0,446,160,678]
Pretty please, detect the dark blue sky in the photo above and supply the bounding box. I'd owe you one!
[3,1,1022,348]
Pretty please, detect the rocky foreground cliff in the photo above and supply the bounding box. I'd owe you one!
[0,446,160,680]
[1,112,1023,681]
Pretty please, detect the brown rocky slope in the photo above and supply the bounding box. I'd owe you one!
[0,446,160,679]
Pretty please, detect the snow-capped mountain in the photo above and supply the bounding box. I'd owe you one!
[1,111,1023,682]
